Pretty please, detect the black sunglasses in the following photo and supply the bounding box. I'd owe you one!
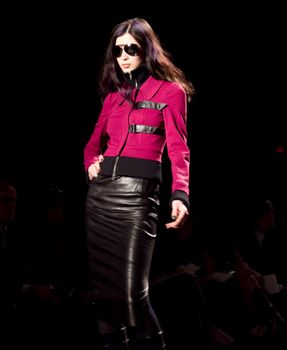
[113,44,142,58]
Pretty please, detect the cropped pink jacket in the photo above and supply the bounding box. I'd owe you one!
[84,75,190,198]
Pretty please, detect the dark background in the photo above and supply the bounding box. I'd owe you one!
[2,4,286,219]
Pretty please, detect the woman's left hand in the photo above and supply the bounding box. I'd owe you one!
[165,200,189,229]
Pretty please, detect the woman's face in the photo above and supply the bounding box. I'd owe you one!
[115,33,143,74]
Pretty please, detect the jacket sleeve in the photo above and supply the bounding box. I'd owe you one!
[83,94,111,170]
[163,83,190,208]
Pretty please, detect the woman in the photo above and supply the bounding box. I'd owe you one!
[84,17,194,349]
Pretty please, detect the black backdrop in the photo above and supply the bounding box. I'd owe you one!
[2,4,286,219]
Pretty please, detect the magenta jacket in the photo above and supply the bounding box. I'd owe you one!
[84,76,190,198]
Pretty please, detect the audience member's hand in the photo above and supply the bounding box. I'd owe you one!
[237,263,264,290]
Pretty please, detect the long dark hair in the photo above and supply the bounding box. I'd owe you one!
[99,18,194,101]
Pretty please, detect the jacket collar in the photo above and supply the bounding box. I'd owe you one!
[140,76,165,100]
[124,65,149,89]
[118,76,164,105]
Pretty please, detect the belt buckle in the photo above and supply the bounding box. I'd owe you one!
[129,124,136,133]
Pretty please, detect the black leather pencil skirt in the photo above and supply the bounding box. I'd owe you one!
[85,175,160,326]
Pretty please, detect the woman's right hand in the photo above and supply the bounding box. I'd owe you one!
[88,155,104,180]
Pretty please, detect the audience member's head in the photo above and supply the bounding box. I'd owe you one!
[253,199,275,233]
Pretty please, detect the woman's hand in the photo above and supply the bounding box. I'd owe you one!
[88,155,104,180]
[165,200,189,229]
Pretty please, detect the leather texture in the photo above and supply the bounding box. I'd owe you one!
[86,175,160,326]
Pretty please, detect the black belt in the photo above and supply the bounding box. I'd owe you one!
[135,101,167,110]
[128,124,164,136]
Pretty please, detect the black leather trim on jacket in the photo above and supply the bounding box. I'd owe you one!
[135,100,167,110]
[128,124,165,136]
